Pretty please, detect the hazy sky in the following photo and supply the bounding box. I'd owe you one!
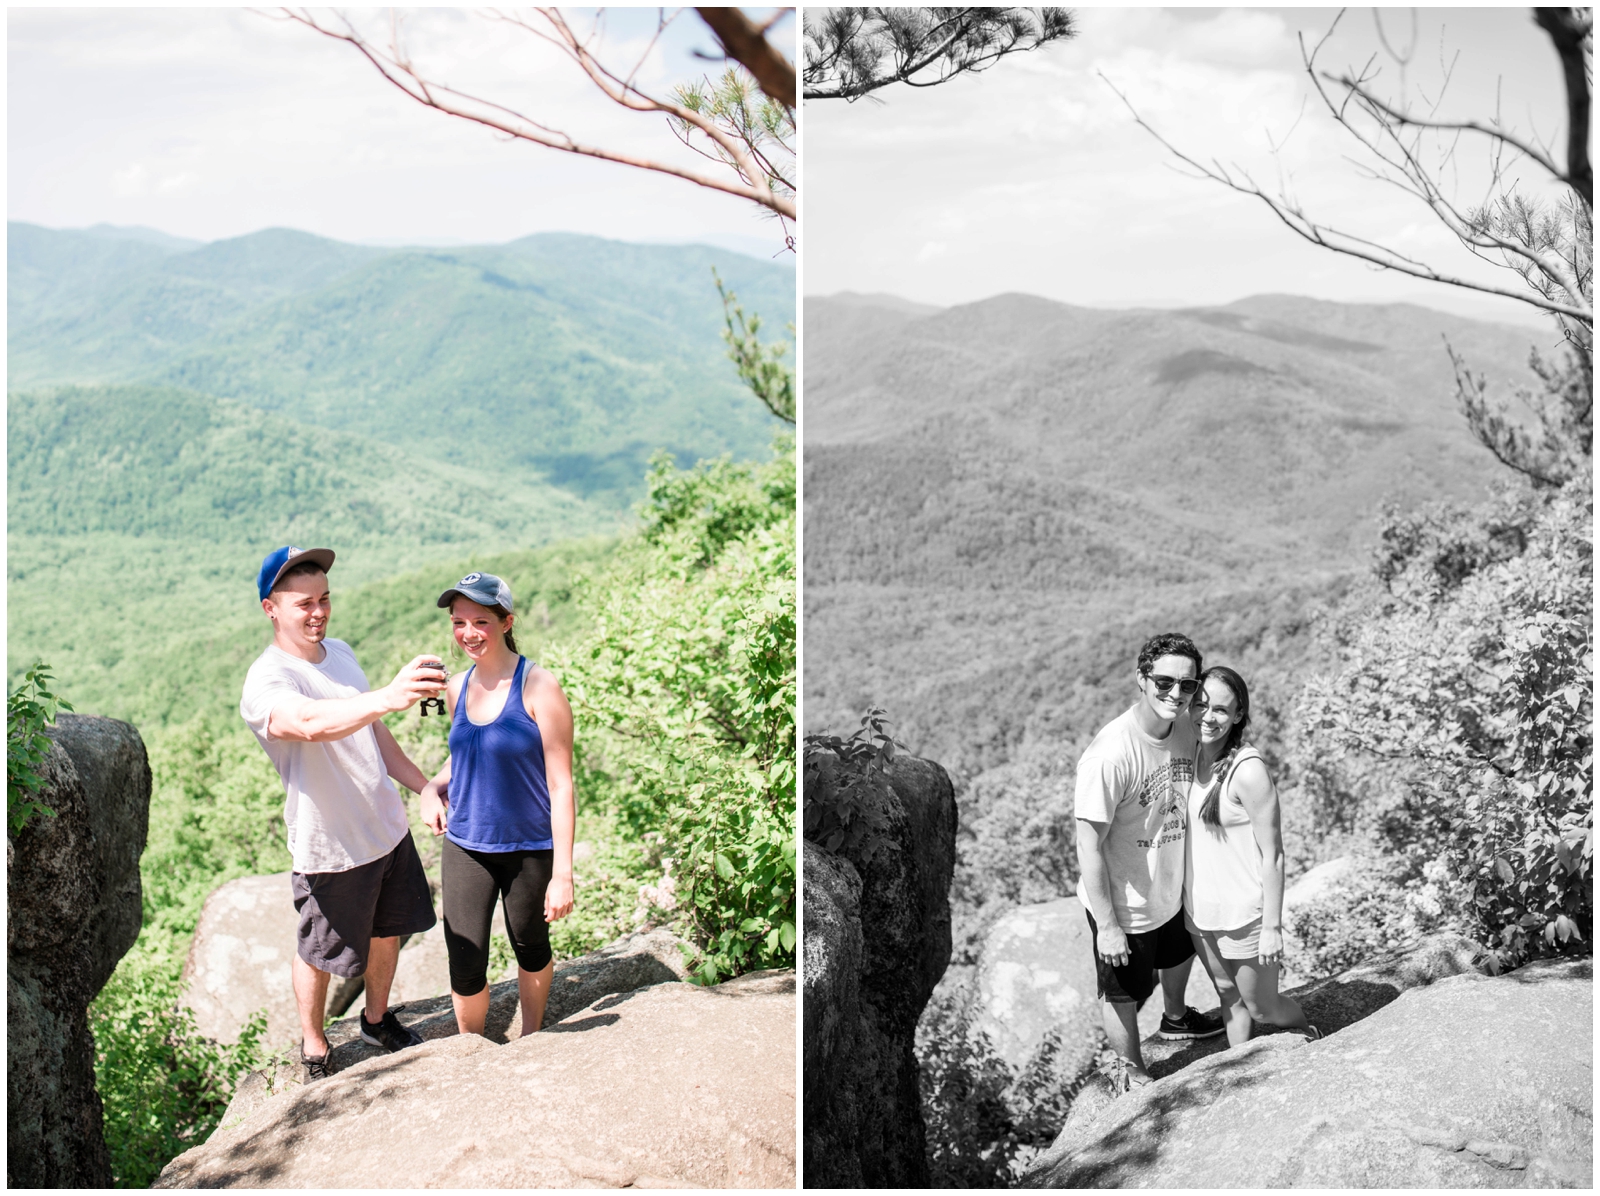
[805,7,1571,325]
[9,7,796,258]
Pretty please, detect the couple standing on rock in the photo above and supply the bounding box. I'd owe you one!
[238,546,576,1082]
[1076,631,1315,1090]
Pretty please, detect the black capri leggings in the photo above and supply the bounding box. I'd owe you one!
[440,838,554,996]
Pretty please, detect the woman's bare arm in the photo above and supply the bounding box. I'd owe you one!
[528,668,576,922]
[1235,756,1286,963]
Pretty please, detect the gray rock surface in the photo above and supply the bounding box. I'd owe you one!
[1284,855,1354,909]
[156,971,796,1189]
[181,873,299,1048]
[802,753,958,1188]
[971,895,1223,1079]
[1021,953,1590,1188]
[7,714,151,1188]
[1133,930,1486,1081]
[218,926,697,1115]
[180,868,514,1047]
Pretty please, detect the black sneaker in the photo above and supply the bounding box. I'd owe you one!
[360,1008,424,1052]
[301,1042,331,1083]
[1157,1006,1226,1040]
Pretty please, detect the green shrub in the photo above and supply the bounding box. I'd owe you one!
[7,661,72,833]
[91,946,267,1188]
[550,441,796,983]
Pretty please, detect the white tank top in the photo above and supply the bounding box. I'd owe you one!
[1182,745,1266,932]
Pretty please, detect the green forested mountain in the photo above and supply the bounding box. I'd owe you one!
[8,223,793,718]
[10,385,601,546]
[7,384,619,726]
[8,222,203,321]
[9,223,793,506]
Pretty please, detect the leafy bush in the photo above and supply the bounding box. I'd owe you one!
[1286,478,1592,972]
[801,707,899,862]
[7,661,72,833]
[1284,852,1468,977]
[918,975,1108,1187]
[139,723,294,946]
[91,946,267,1189]
[551,440,796,983]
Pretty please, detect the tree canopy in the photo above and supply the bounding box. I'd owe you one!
[804,7,1076,102]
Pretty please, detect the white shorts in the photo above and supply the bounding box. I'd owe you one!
[1186,911,1263,961]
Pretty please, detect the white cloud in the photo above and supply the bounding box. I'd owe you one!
[9,7,796,255]
[804,6,1566,320]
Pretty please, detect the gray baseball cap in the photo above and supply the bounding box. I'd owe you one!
[436,572,514,612]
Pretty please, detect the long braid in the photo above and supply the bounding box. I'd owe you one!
[1196,666,1251,829]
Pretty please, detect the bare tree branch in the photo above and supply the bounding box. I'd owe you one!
[696,7,795,108]
[274,7,796,220]
[1097,8,1594,328]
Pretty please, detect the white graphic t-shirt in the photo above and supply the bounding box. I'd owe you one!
[240,638,408,874]
[1073,704,1196,933]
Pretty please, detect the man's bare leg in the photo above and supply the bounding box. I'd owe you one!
[1101,999,1149,1083]
[292,954,331,1058]
[517,961,555,1036]
[451,986,491,1037]
[1159,953,1195,1020]
[361,935,402,1023]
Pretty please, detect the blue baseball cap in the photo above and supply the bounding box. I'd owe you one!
[436,572,514,612]
[257,546,335,602]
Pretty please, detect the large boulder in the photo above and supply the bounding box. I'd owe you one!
[181,873,299,1048]
[802,752,958,1188]
[1284,855,1354,909]
[181,867,513,1047]
[156,970,796,1188]
[1021,953,1590,1188]
[972,895,1221,1080]
[8,714,151,1188]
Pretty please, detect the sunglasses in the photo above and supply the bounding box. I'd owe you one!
[1145,673,1199,696]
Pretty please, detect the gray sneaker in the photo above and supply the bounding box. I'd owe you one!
[359,1008,424,1052]
[300,1042,331,1083]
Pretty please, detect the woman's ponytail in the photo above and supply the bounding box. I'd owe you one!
[1197,666,1251,829]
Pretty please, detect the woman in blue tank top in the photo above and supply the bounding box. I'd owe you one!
[418,572,576,1038]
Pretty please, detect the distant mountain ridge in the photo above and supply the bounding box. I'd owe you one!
[10,222,794,508]
[805,290,1542,572]
[802,288,1548,768]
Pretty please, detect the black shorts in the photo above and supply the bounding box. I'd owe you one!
[291,833,437,978]
[440,837,554,996]
[1084,906,1196,1006]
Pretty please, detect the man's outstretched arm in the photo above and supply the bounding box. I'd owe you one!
[267,656,443,743]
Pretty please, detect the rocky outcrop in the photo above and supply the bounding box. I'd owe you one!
[8,714,151,1188]
[1021,946,1588,1188]
[802,752,958,1188]
[970,896,1222,1086]
[1284,855,1354,908]
[218,926,697,1118]
[156,970,796,1188]
[181,871,508,1047]
[181,873,300,1047]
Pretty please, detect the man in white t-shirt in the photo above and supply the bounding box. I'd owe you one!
[1075,631,1224,1087]
[239,546,447,1081]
